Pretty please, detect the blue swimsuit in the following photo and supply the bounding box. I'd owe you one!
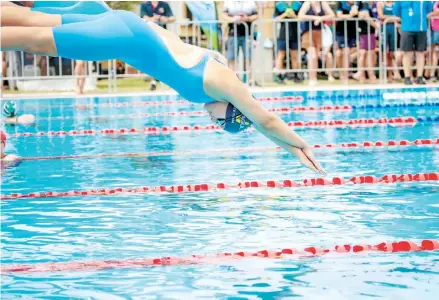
[51,10,214,104]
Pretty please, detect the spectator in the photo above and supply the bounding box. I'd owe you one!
[1,53,7,90]
[19,53,47,77]
[335,1,360,84]
[223,0,259,83]
[357,1,379,83]
[299,1,334,86]
[273,1,303,84]
[393,1,434,85]
[321,21,336,81]
[140,1,175,29]
[140,1,175,90]
[426,1,439,81]
[378,1,402,82]
[75,60,87,94]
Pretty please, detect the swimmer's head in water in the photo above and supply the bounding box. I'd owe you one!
[3,100,17,118]
[205,102,253,134]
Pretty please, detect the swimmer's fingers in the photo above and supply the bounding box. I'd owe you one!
[302,147,327,176]
[290,147,320,174]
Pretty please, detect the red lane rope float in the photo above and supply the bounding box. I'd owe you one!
[18,138,439,162]
[10,117,419,138]
[2,240,437,274]
[38,105,352,121]
[2,172,438,201]
[78,96,304,108]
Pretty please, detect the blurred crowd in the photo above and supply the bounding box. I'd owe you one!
[2,1,439,93]
[237,0,439,86]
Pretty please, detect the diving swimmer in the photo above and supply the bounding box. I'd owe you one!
[0,3,326,175]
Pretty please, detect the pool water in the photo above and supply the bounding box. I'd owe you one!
[1,86,439,299]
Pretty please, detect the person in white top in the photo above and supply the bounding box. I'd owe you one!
[222,0,258,83]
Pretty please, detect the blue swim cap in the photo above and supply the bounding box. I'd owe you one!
[218,103,253,134]
[3,100,17,118]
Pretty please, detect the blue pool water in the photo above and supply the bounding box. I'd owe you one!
[1,86,439,299]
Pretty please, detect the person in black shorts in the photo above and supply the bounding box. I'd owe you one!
[335,1,359,84]
[393,1,434,85]
[273,1,303,83]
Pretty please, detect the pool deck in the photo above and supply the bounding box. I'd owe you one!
[2,83,438,101]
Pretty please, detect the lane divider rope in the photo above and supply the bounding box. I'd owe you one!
[38,105,353,121]
[37,102,439,122]
[27,100,439,116]
[77,96,304,108]
[17,138,439,161]
[21,96,302,110]
[9,117,428,138]
[2,240,437,274]
[2,172,438,201]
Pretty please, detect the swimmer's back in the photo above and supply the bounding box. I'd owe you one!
[56,10,214,103]
[116,11,214,103]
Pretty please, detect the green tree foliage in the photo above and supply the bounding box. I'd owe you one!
[106,1,137,11]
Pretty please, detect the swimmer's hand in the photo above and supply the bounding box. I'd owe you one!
[2,154,18,162]
[17,114,35,125]
[292,146,327,176]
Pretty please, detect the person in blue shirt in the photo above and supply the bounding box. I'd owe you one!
[140,1,175,30]
[393,1,434,85]
[377,1,403,83]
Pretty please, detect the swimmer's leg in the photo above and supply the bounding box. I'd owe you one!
[1,27,57,56]
[31,1,111,15]
[1,5,112,27]
[33,1,78,8]
[1,12,135,61]
[0,6,61,26]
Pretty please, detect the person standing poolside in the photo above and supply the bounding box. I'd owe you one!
[357,1,379,83]
[335,1,360,84]
[273,1,303,84]
[426,1,439,81]
[223,0,259,84]
[393,1,434,85]
[298,1,335,86]
[377,1,402,83]
[1,4,326,175]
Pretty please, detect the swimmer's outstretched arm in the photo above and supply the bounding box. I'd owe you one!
[3,114,36,125]
[207,67,326,175]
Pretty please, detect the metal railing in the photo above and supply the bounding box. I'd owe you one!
[2,17,439,94]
